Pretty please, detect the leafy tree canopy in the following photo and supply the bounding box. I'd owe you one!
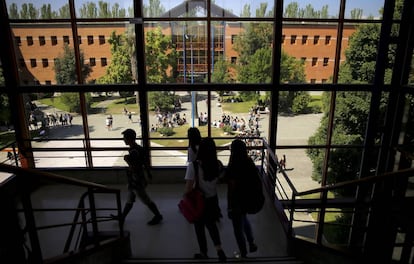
[98,32,132,84]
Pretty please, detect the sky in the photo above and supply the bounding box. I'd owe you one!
[7,0,384,18]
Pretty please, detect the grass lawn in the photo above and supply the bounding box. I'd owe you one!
[104,97,139,115]
[221,100,255,114]
[37,97,71,112]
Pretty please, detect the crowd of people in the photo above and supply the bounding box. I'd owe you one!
[151,111,187,132]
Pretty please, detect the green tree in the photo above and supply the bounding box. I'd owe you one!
[111,3,126,18]
[148,91,177,112]
[8,3,19,19]
[40,4,56,19]
[20,3,38,19]
[54,44,91,113]
[54,44,91,84]
[350,8,363,19]
[98,32,132,84]
[145,27,177,83]
[60,93,92,113]
[284,2,329,18]
[58,4,70,18]
[234,16,306,113]
[79,2,98,18]
[211,57,233,83]
[143,0,166,17]
[240,4,251,17]
[98,1,110,18]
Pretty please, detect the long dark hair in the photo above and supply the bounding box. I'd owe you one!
[196,137,219,181]
[227,139,253,178]
[187,127,201,153]
[228,139,249,165]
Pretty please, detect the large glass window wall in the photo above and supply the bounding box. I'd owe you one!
[1,0,410,186]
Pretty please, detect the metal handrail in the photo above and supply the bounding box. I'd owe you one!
[0,163,123,263]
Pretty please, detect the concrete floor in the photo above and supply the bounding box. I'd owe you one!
[29,183,297,261]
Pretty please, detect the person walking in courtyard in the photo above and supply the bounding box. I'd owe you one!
[106,114,113,131]
[184,137,227,262]
[225,139,258,259]
[119,128,163,225]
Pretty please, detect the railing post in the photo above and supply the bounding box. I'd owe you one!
[87,188,99,245]
[316,189,328,245]
[20,190,43,263]
[288,193,296,238]
[116,190,124,237]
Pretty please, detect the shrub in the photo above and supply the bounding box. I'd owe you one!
[222,125,233,134]
[158,126,174,136]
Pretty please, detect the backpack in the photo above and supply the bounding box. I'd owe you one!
[241,164,265,214]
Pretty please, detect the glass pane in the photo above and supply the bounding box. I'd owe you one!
[283,0,340,19]
[144,0,207,18]
[327,147,363,186]
[147,22,207,84]
[0,91,17,165]
[87,91,141,140]
[215,0,274,18]
[345,0,384,20]
[216,90,268,139]
[332,91,369,145]
[75,0,132,18]
[276,148,321,193]
[338,22,381,84]
[410,53,414,87]
[0,64,4,87]
[78,22,132,84]
[226,22,274,84]
[6,0,70,19]
[91,140,127,167]
[321,207,353,245]
[277,91,326,145]
[32,140,87,168]
[11,22,81,85]
[282,22,339,84]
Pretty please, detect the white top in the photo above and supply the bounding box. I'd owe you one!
[187,146,198,163]
[184,161,217,198]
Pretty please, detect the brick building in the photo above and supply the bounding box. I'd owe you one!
[11,21,355,85]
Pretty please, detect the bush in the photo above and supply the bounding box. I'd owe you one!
[158,126,174,136]
[292,92,311,114]
[222,125,233,134]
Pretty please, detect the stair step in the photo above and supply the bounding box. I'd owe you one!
[123,256,302,263]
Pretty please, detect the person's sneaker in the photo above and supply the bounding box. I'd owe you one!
[147,214,163,225]
[217,249,227,262]
[194,253,208,259]
[249,243,258,253]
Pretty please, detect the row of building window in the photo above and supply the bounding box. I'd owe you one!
[24,78,329,85]
[229,34,331,45]
[20,57,108,68]
[15,35,106,46]
[235,56,331,67]
[16,34,330,47]
[22,56,329,68]
[283,35,331,45]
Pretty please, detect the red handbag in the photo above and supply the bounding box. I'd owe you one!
[179,161,205,223]
[178,188,205,223]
